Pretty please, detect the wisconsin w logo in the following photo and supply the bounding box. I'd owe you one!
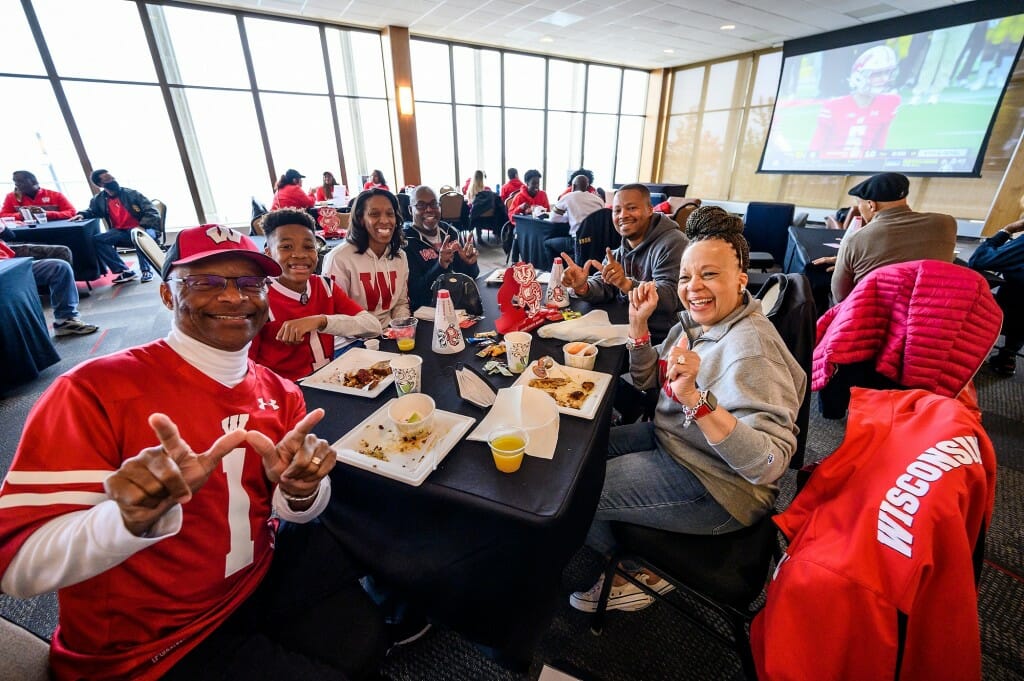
[205,225,244,245]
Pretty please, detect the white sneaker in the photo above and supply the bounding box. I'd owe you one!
[569,571,673,613]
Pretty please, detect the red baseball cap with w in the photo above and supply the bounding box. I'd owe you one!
[161,224,281,281]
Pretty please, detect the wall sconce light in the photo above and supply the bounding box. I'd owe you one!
[398,86,414,116]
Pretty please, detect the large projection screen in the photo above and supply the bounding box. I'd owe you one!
[758,2,1024,177]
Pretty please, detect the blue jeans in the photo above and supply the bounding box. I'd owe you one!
[93,227,147,274]
[32,258,79,322]
[585,422,743,554]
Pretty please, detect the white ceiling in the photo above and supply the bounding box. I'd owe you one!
[194,0,963,69]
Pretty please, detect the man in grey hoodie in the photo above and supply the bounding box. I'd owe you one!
[561,183,687,344]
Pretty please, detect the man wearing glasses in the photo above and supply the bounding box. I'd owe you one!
[402,185,479,309]
[0,224,385,680]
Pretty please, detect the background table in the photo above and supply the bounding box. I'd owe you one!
[5,219,103,283]
[0,258,59,389]
[513,214,558,270]
[310,287,625,666]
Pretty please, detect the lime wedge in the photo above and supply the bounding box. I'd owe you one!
[406,412,421,423]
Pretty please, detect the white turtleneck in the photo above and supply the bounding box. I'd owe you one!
[165,324,250,388]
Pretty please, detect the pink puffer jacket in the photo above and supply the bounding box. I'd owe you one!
[812,260,1002,396]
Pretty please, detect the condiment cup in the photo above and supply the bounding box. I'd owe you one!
[387,393,435,437]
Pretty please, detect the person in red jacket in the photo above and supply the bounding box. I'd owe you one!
[1,170,77,221]
[362,169,389,192]
[507,169,549,226]
[271,169,314,210]
[309,171,340,203]
[499,167,524,202]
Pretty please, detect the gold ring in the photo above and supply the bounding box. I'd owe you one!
[311,456,323,466]
[676,357,686,366]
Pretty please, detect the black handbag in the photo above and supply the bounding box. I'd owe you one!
[430,272,483,316]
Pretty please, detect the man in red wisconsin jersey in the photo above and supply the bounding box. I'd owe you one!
[809,45,902,159]
[250,208,381,382]
[0,224,385,681]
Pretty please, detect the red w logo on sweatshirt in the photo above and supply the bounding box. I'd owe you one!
[358,270,398,311]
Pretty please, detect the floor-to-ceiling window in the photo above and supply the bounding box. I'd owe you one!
[0,0,392,227]
[411,38,649,196]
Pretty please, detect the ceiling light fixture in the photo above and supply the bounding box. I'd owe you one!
[720,24,736,30]
[540,35,554,43]
[663,48,675,54]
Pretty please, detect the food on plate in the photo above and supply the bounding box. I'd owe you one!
[355,420,433,461]
[528,375,596,410]
[406,412,422,423]
[339,360,392,390]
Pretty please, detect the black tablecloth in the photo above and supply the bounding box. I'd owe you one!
[513,215,557,270]
[309,287,625,663]
[6,219,103,282]
[785,226,845,314]
[0,258,59,389]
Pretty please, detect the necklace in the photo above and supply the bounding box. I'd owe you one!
[299,292,309,305]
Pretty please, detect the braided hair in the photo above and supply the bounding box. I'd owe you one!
[684,205,750,272]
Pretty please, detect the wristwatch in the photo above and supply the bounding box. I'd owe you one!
[682,389,717,426]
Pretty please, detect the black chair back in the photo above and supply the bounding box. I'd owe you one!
[574,208,619,264]
[150,199,168,246]
[744,202,795,266]
[397,192,412,222]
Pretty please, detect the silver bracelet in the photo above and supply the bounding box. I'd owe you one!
[280,487,320,503]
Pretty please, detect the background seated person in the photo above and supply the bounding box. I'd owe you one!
[271,168,314,211]
[0,224,386,680]
[507,169,550,226]
[251,208,381,382]
[0,238,97,336]
[402,185,479,310]
[310,171,340,203]
[73,168,161,283]
[545,174,606,262]
[557,168,598,200]
[363,169,389,192]
[812,172,956,304]
[968,216,1024,377]
[560,183,687,344]
[464,170,487,204]
[570,211,805,613]
[323,188,410,326]
[500,167,524,202]
[1,170,77,221]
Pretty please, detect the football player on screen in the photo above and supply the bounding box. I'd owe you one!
[809,45,901,159]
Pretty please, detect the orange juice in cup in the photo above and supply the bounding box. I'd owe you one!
[390,317,418,351]
[488,426,529,473]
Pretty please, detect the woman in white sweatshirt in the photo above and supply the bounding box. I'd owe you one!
[323,188,411,326]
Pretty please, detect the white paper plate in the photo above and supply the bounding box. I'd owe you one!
[510,360,612,420]
[333,399,476,486]
[299,347,403,398]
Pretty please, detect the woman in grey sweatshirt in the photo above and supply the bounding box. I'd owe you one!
[570,206,806,614]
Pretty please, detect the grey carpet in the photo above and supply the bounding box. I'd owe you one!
[1,245,1021,680]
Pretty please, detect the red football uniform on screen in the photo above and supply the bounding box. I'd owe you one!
[0,341,306,681]
[250,276,366,381]
[809,93,900,158]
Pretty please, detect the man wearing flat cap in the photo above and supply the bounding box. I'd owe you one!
[817,172,956,303]
[0,224,385,680]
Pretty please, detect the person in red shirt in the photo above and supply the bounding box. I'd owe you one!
[72,169,161,284]
[250,208,381,382]
[1,170,77,221]
[507,169,549,226]
[309,171,340,203]
[499,167,524,202]
[362,169,389,192]
[271,169,314,211]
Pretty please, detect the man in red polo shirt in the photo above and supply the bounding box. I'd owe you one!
[72,169,162,283]
[1,170,77,221]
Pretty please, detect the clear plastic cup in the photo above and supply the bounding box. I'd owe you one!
[390,317,418,352]
[488,426,529,473]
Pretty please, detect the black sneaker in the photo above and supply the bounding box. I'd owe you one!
[112,270,138,285]
[140,271,154,283]
[54,318,99,336]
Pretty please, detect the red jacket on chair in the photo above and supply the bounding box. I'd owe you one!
[751,387,996,681]
[812,260,1002,397]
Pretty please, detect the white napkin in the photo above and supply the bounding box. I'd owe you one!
[413,306,468,322]
[468,386,559,459]
[537,309,629,346]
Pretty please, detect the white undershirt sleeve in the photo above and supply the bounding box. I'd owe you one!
[1,501,182,598]
[322,310,381,339]
[273,476,331,522]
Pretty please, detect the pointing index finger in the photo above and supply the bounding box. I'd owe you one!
[560,252,578,269]
[148,413,193,463]
[605,247,619,264]
[284,408,326,446]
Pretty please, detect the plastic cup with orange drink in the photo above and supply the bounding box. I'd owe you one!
[390,317,418,351]
[488,426,529,473]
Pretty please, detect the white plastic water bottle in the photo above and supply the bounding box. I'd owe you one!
[431,289,465,354]
[545,257,570,309]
